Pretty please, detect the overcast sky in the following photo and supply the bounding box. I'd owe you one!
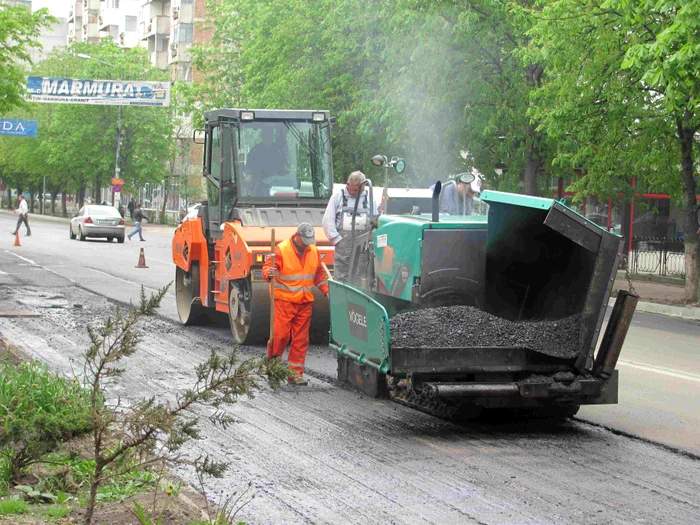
[33,0,71,18]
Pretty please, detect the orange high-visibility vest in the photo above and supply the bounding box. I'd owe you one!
[272,239,320,303]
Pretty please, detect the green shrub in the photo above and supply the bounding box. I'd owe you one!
[0,361,95,483]
[43,504,72,518]
[0,496,30,516]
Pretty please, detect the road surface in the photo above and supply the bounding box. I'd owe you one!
[1,212,698,524]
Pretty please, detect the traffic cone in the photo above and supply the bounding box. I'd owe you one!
[135,247,149,268]
[13,232,20,247]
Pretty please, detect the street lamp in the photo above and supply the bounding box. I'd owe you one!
[75,53,123,207]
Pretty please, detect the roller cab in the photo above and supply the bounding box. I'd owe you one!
[172,109,336,344]
[330,190,638,419]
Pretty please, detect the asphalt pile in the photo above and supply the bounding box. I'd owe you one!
[389,306,581,359]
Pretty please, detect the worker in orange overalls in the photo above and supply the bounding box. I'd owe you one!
[262,222,329,385]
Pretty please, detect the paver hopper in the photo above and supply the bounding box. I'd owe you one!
[329,190,638,419]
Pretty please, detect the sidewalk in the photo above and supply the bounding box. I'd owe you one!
[612,274,700,320]
[0,208,177,236]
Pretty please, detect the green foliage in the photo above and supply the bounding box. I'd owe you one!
[525,0,699,299]
[0,496,29,516]
[96,471,155,503]
[132,501,163,525]
[14,484,58,504]
[0,6,55,113]
[42,504,72,518]
[0,361,94,483]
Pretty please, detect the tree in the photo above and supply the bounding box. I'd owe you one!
[0,40,177,212]
[526,0,700,302]
[0,5,54,114]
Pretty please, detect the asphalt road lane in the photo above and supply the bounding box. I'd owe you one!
[1,279,698,524]
[2,211,699,456]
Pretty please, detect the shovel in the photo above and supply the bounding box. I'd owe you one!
[268,229,275,355]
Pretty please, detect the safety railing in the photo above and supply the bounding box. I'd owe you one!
[630,237,685,278]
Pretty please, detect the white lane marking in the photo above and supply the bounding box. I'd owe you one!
[5,251,36,265]
[86,267,160,291]
[617,360,700,384]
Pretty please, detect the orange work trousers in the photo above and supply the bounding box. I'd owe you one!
[267,299,313,376]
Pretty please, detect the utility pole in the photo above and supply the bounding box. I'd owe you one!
[113,104,122,206]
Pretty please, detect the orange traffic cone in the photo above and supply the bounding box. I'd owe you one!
[135,247,149,268]
[13,232,20,247]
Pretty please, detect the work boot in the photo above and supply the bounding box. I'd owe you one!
[287,375,308,386]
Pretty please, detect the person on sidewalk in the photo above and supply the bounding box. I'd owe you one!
[262,223,329,385]
[127,203,147,241]
[11,195,31,237]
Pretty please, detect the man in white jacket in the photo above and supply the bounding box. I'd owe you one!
[322,171,378,282]
[11,195,31,237]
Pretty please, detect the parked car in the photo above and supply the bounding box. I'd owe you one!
[70,205,125,243]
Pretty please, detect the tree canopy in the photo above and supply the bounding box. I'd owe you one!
[0,5,54,114]
[0,40,176,211]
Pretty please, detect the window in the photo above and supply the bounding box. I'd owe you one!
[124,15,136,32]
[172,23,193,43]
[237,120,333,200]
[208,125,221,211]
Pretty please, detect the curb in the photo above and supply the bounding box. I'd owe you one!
[608,297,700,321]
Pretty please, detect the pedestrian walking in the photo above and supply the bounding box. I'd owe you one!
[127,198,135,220]
[127,203,147,241]
[262,223,329,385]
[11,194,31,237]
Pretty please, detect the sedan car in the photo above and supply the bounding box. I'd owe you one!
[70,205,125,243]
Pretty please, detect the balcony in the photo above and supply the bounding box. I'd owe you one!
[172,2,193,22]
[169,41,191,64]
[120,31,140,49]
[140,15,170,40]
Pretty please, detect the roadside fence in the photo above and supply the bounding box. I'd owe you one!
[630,237,685,278]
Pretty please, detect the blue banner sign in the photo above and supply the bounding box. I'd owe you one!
[25,76,170,107]
[0,119,38,138]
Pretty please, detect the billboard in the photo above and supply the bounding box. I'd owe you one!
[0,119,38,138]
[25,76,170,107]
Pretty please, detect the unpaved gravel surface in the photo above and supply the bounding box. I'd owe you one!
[1,276,699,525]
[390,306,581,358]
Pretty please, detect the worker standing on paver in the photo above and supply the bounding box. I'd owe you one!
[262,223,329,385]
[11,194,31,237]
[322,171,378,282]
[430,172,477,215]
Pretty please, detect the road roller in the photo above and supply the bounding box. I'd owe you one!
[172,109,336,344]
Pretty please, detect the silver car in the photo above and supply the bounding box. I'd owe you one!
[70,205,126,243]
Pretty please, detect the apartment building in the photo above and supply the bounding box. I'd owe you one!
[31,17,69,62]
[99,0,140,48]
[138,0,204,82]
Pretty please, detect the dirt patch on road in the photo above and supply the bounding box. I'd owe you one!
[0,337,30,366]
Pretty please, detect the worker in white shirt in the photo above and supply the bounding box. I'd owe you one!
[11,194,31,237]
[322,171,379,282]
